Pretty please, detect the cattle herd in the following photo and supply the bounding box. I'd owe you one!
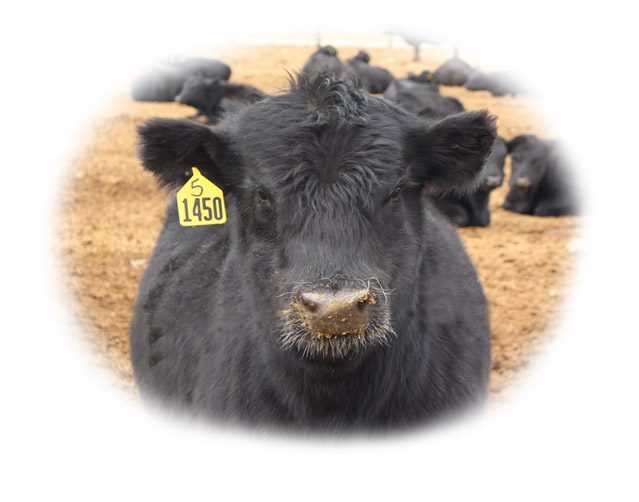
[128,44,579,433]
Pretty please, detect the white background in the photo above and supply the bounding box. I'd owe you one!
[2,2,637,500]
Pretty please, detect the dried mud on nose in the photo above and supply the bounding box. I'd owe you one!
[57,43,580,406]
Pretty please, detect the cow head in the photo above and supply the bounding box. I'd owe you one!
[175,75,227,122]
[477,136,507,191]
[503,134,551,213]
[138,75,496,362]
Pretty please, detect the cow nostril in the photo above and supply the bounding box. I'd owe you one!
[516,177,531,189]
[357,295,372,311]
[299,293,319,313]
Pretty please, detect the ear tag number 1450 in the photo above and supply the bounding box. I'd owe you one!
[177,167,227,226]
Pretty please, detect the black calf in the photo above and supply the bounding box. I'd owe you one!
[131,74,496,432]
[175,76,265,124]
[345,50,394,94]
[503,134,578,216]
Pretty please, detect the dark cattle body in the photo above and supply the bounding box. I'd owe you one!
[431,137,508,227]
[131,74,497,432]
[433,58,474,86]
[383,77,465,121]
[177,57,232,80]
[131,58,232,102]
[131,64,189,102]
[464,70,522,97]
[503,134,578,216]
[301,45,345,78]
[345,51,394,94]
[406,70,438,85]
[175,75,265,124]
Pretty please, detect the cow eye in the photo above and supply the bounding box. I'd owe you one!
[256,188,271,206]
[389,186,403,202]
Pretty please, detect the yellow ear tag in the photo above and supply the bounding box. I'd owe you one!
[177,167,227,226]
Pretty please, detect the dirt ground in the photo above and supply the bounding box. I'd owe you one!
[56,42,581,407]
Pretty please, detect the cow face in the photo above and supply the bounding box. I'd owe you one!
[138,76,496,361]
[175,76,226,121]
[503,134,550,214]
[477,136,507,191]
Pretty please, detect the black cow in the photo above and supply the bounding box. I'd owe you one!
[383,76,465,122]
[406,70,437,85]
[433,58,474,86]
[177,57,232,80]
[131,57,231,102]
[431,137,507,227]
[175,75,265,124]
[345,51,394,94]
[503,134,578,216]
[463,70,521,97]
[383,73,439,102]
[131,74,496,432]
[301,45,345,77]
[131,64,189,102]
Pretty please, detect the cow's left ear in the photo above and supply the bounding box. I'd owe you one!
[404,110,497,193]
[137,118,241,192]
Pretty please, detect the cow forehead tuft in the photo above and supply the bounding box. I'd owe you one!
[237,74,401,133]
[234,77,403,169]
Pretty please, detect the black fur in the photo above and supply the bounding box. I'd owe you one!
[131,74,496,433]
[403,111,498,194]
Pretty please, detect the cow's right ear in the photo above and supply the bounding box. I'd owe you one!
[137,118,240,192]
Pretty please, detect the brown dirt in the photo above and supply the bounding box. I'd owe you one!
[56,43,581,407]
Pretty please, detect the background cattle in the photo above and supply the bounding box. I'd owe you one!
[383,75,465,121]
[433,57,474,86]
[405,70,437,84]
[131,74,497,432]
[131,64,189,102]
[175,75,265,124]
[176,57,232,80]
[345,50,394,94]
[431,136,508,227]
[131,57,231,102]
[503,134,578,216]
[301,45,345,77]
[464,70,522,96]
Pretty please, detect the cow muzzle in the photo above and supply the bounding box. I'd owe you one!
[294,287,373,338]
[280,278,394,359]
[483,175,503,189]
[515,177,531,189]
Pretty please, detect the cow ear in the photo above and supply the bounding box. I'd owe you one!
[506,134,529,153]
[137,118,240,192]
[404,110,497,194]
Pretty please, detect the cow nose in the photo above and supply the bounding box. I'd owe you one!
[485,175,502,188]
[295,288,373,337]
[515,177,531,188]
